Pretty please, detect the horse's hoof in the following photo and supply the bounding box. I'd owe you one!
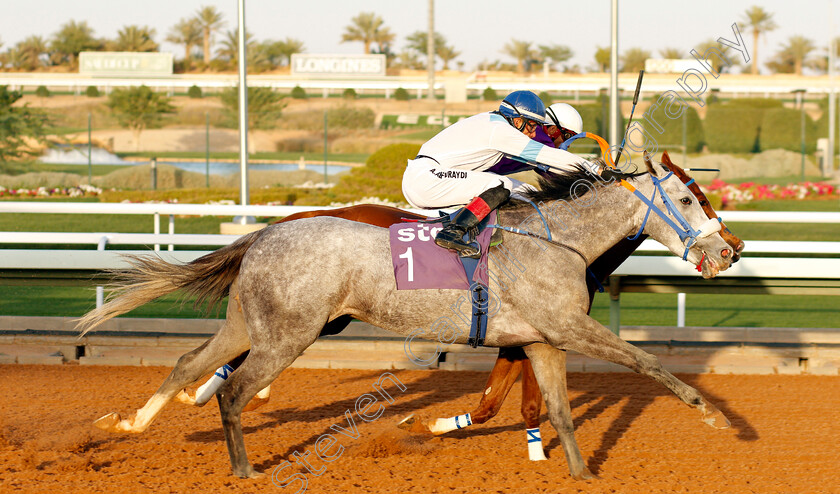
[572,468,600,481]
[234,467,264,479]
[242,395,269,413]
[701,400,731,429]
[396,414,416,430]
[93,412,121,432]
[396,414,433,434]
[173,390,197,406]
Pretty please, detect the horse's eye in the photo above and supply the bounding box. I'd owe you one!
[680,197,692,206]
[700,200,709,207]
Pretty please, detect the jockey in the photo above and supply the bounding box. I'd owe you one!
[402,90,606,257]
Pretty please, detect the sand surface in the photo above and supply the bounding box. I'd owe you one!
[1,365,838,493]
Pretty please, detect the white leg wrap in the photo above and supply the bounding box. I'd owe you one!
[526,427,547,461]
[428,413,472,435]
[195,364,234,406]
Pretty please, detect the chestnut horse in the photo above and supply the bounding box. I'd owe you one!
[184,151,744,460]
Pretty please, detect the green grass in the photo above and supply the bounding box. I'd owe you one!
[588,292,840,329]
[0,213,244,234]
[399,129,444,140]
[2,286,837,328]
[2,162,134,176]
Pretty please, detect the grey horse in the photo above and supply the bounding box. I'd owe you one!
[79,159,734,480]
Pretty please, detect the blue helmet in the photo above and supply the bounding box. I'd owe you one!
[499,90,546,125]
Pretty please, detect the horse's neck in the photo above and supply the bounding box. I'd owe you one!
[504,182,643,263]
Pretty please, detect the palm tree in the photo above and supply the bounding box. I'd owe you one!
[167,18,202,66]
[693,39,740,74]
[275,38,305,66]
[501,39,533,73]
[620,47,651,73]
[594,46,611,72]
[766,36,816,75]
[437,44,460,70]
[110,25,158,52]
[341,12,393,54]
[50,20,102,68]
[14,36,48,70]
[741,6,777,75]
[537,44,573,71]
[194,5,225,64]
[217,29,267,70]
[659,47,683,59]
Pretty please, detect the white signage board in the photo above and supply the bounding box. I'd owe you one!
[291,54,386,77]
[644,59,698,74]
[79,52,173,76]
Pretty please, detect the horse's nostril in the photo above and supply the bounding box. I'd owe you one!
[721,248,731,259]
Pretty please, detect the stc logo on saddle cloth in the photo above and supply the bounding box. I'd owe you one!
[388,215,494,290]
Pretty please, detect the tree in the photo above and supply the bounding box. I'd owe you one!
[217,29,268,71]
[0,86,51,163]
[659,47,683,59]
[406,31,458,69]
[502,39,534,73]
[7,36,49,71]
[693,39,741,74]
[109,25,159,52]
[220,86,286,130]
[594,46,611,72]
[437,44,460,70]
[341,12,394,54]
[50,20,102,68]
[194,5,225,64]
[166,18,202,67]
[537,44,573,71]
[741,6,777,75]
[106,86,174,152]
[621,47,651,73]
[263,38,305,67]
[766,35,816,75]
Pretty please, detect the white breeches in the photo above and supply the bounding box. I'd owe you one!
[402,158,536,209]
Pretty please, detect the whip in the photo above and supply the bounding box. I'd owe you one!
[613,69,645,167]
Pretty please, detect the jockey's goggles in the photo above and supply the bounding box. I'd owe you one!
[545,124,576,142]
[522,119,540,133]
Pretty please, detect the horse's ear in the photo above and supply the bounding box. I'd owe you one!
[643,152,656,175]
[661,150,672,166]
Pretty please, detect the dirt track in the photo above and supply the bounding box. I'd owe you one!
[1,365,838,493]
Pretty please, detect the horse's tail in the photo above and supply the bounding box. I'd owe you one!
[77,228,268,335]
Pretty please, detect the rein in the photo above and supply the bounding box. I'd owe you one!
[488,202,590,265]
[618,172,721,261]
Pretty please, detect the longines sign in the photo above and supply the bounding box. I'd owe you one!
[291,54,386,77]
[79,52,173,76]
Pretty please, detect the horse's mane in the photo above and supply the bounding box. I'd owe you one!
[502,160,643,208]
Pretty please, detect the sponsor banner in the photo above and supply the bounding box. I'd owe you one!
[79,52,173,76]
[291,54,386,77]
[380,114,469,129]
[644,59,698,74]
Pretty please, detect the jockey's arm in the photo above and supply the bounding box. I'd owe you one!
[488,121,601,177]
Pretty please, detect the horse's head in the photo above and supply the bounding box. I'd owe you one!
[661,151,745,262]
[630,154,734,278]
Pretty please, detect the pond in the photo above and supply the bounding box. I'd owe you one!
[38,146,351,175]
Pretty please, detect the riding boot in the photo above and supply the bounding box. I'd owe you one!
[435,184,510,258]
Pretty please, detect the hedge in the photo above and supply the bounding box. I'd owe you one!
[760,107,817,154]
[704,107,764,153]
[643,94,705,153]
[328,142,420,202]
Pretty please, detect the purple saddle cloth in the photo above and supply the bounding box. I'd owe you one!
[389,211,495,290]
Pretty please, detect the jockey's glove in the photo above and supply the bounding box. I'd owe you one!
[599,166,627,183]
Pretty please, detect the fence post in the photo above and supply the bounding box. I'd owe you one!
[151,157,157,190]
[205,112,210,188]
[682,109,687,165]
[87,112,92,184]
[324,111,328,185]
[608,276,621,335]
[677,292,686,327]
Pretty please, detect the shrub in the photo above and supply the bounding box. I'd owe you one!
[35,86,50,98]
[483,87,498,101]
[327,105,375,129]
[342,88,357,100]
[538,91,553,106]
[572,103,626,155]
[329,142,420,203]
[85,86,100,97]
[291,85,307,99]
[220,86,286,130]
[643,94,705,153]
[394,87,410,101]
[187,85,203,99]
[704,106,764,153]
[760,108,817,154]
[724,97,783,109]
